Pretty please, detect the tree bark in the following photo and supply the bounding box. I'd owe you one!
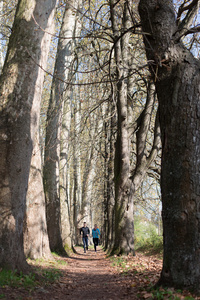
[0,0,57,271]
[106,105,116,251]
[60,92,72,249]
[109,0,161,255]
[44,0,80,253]
[0,0,4,73]
[139,0,200,291]
[24,132,51,259]
[24,0,56,259]
[110,0,135,255]
[80,99,104,237]
[72,96,82,245]
[104,109,116,251]
[81,142,97,229]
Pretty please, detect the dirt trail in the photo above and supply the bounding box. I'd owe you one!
[1,246,199,299]
[49,246,136,300]
[0,246,163,300]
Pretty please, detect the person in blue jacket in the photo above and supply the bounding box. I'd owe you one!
[92,224,100,253]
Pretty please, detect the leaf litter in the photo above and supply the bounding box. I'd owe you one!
[0,246,199,299]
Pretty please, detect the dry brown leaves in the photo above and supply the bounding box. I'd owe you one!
[0,247,200,299]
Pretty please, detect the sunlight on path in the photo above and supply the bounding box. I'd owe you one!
[0,246,164,299]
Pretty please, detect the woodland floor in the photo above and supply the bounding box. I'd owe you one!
[0,246,199,300]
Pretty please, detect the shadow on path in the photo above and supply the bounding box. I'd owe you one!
[51,246,136,300]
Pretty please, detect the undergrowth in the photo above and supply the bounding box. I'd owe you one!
[134,218,163,255]
[0,254,66,290]
[0,268,62,290]
[150,287,196,300]
[0,269,36,289]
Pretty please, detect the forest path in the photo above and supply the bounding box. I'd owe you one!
[54,246,131,299]
[1,247,199,299]
[1,246,165,300]
[47,246,161,300]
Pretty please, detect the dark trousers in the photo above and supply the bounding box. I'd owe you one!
[82,236,88,252]
[93,238,99,251]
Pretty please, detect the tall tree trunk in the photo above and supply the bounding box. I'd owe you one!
[103,118,109,249]
[0,0,4,73]
[60,8,82,248]
[60,91,72,249]
[80,104,103,233]
[139,0,200,291]
[72,95,82,245]
[110,0,135,255]
[0,0,57,271]
[24,0,56,259]
[110,0,161,255]
[81,146,97,229]
[104,102,116,251]
[44,0,80,253]
[24,132,51,259]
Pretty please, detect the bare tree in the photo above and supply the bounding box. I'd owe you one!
[0,0,57,271]
[44,0,81,253]
[139,0,200,291]
[109,0,161,255]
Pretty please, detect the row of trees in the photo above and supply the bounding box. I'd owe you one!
[0,0,199,292]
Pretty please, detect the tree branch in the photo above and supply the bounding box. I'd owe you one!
[176,0,199,39]
[176,24,200,41]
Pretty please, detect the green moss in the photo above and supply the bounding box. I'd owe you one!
[64,243,73,254]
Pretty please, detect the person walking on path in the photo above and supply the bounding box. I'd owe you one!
[80,222,90,253]
[92,224,100,253]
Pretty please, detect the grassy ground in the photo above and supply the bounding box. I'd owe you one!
[0,247,199,300]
